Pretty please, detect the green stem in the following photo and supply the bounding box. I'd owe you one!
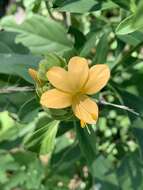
[45,0,58,21]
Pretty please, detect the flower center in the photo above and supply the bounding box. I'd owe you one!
[72,91,84,101]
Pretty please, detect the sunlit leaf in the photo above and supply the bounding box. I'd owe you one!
[53,0,118,13]
[0,15,73,55]
[116,14,143,35]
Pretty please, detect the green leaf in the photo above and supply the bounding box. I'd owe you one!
[0,111,29,143]
[132,0,143,29]
[18,96,40,123]
[25,120,60,155]
[110,0,131,10]
[118,31,143,46]
[0,53,40,83]
[93,33,109,64]
[0,31,28,54]
[40,120,59,154]
[68,26,86,50]
[0,31,39,83]
[73,123,119,189]
[23,0,42,12]
[92,156,119,189]
[132,119,143,156]
[116,89,143,161]
[75,123,97,170]
[80,32,97,57]
[3,151,45,190]
[0,151,19,184]
[0,91,35,113]
[116,151,143,190]
[0,111,15,142]
[116,15,143,35]
[53,0,118,13]
[117,89,143,121]
[75,126,119,188]
[0,14,73,55]
[51,142,81,173]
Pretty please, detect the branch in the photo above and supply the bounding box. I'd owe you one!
[0,86,34,94]
[0,86,140,117]
[98,99,140,117]
[45,0,56,20]
[45,0,62,22]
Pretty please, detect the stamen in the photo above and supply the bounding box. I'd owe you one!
[28,68,42,85]
[80,120,91,135]
[28,68,37,81]
[86,125,91,135]
[80,120,86,128]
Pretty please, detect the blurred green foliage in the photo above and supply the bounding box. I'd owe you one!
[0,0,143,189]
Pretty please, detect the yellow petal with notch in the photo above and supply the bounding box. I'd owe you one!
[47,66,73,93]
[84,64,110,95]
[40,89,72,109]
[72,95,98,126]
[68,56,89,92]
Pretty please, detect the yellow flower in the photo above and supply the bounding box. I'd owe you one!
[40,57,110,127]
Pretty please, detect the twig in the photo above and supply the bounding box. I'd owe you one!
[97,99,140,117]
[45,0,71,27]
[45,0,62,22]
[0,86,34,94]
[45,0,56,20]
[0,86,140,116]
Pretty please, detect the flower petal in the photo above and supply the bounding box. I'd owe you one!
[72,95,98,125]
[68,56,89,92]
[84,64,110,95]
[28,68,42,85]
[47,66,72,93]
[40,89,72,109]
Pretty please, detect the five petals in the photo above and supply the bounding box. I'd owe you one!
[37,56,110,127]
